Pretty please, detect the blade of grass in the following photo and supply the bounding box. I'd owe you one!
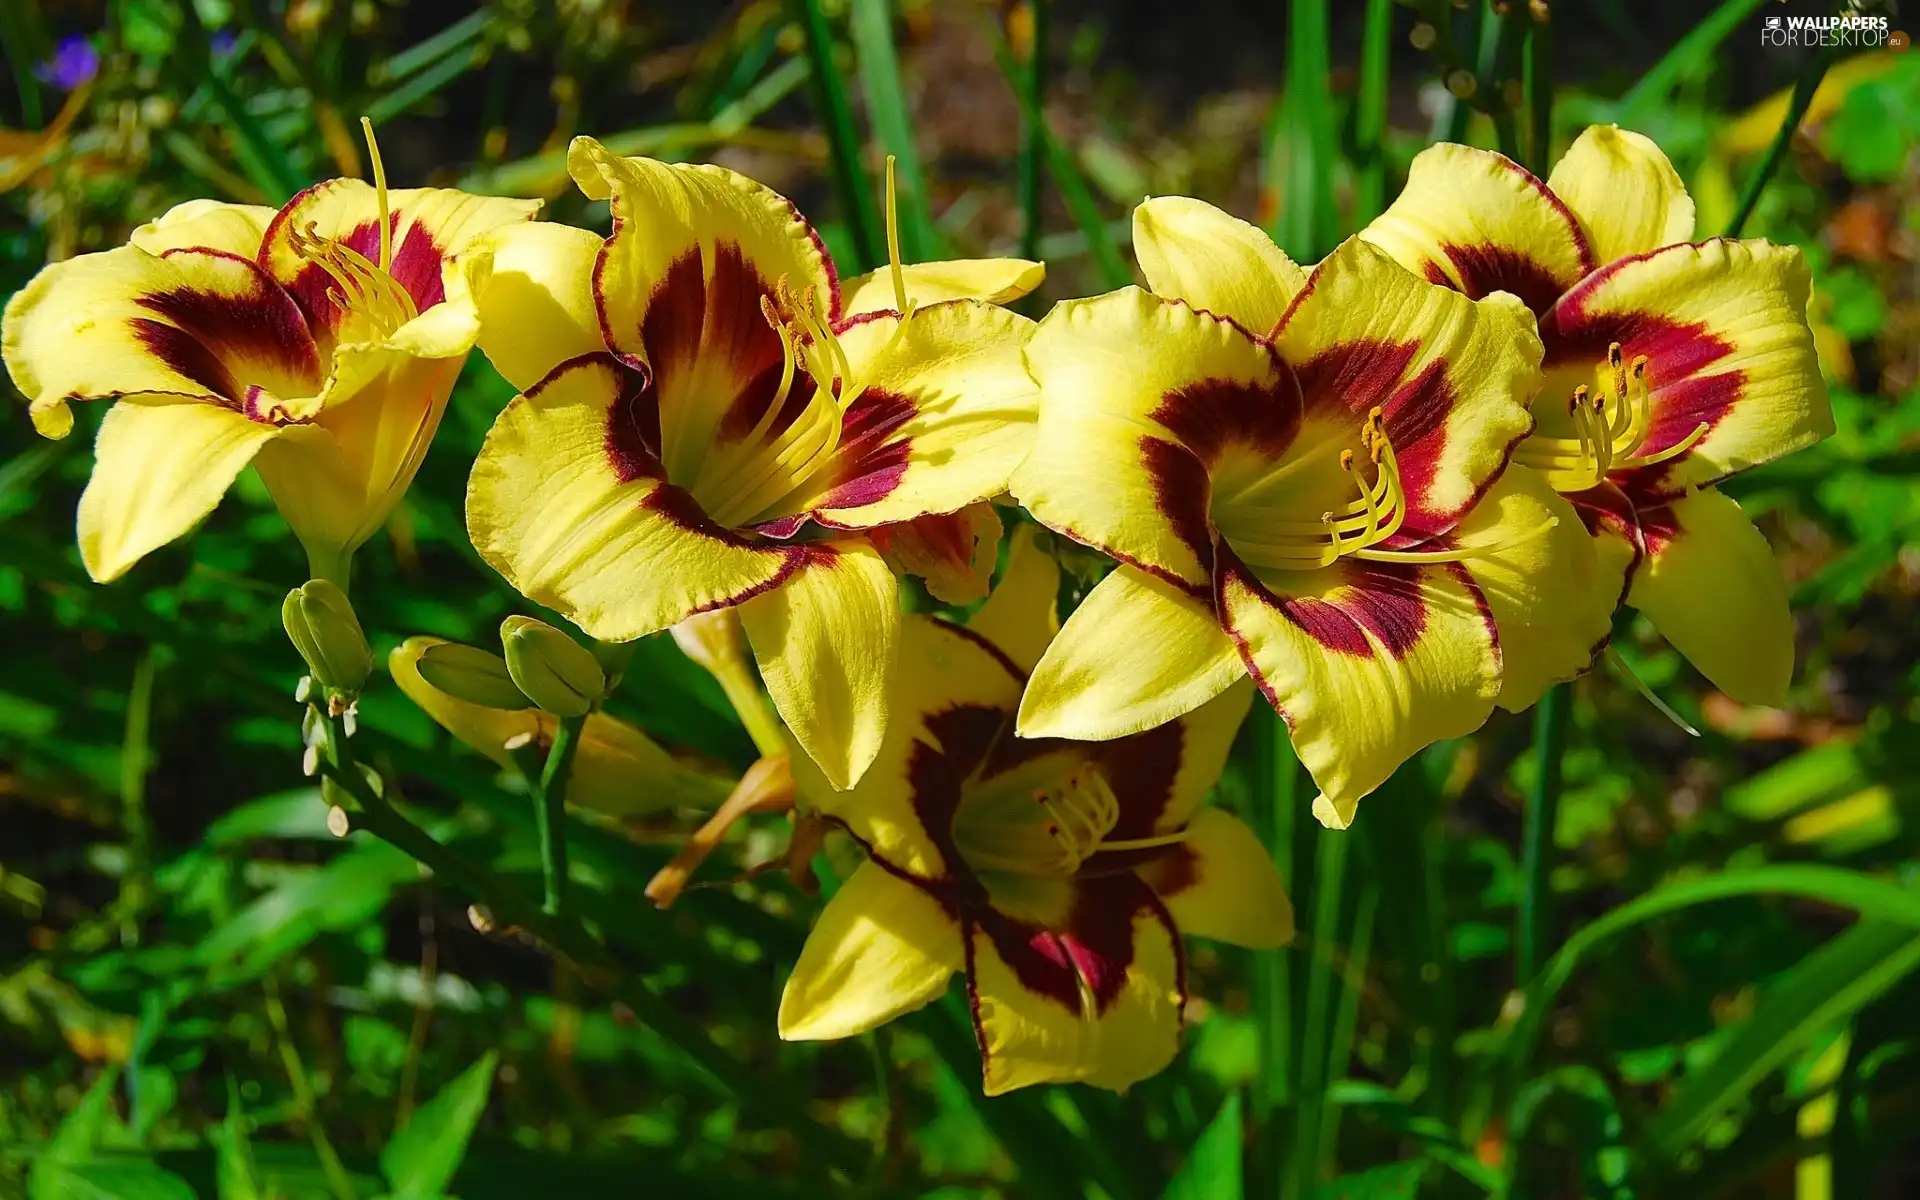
[795,0,883,271]
[1318,883,1377,1173]
[1353,0,1395,225]
[1479,2,1527,162]
[848,0,941,262]
[119,648,158,948]
[1724,45,1837,237]
[1016,0,1048,265]
[987,20,1129,288]
[1501,865,1920,1081]
[1517,684,1568,984]
[180,5,308,202]
[1272,0,1337,260]
[0,0,46,127]
[1436,2,1482,144]
[371,9,491,85]
[1618,0,1772,122]
[1642,922,1920,1164]
[365,44,486,125]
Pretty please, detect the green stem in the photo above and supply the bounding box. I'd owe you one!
[0,0,45,128]
[312,713,863,1170]
[1354,0,1394,225]
[120,649,158,947]
[536,713,585,918]
[1288,826,1350,1200]
[712,660,789,759]
[1275,0,1335,260]
[1522,13,1553,173]
[303,545,353,593]
[794,0,883,270]
[263,974,358,1200]
[1517,684,1569,985]
[1481,1,1527,162]
[1724,47,1836,238]
[1246,705,1299,1198]
[1437,3,1480,144]
[1017,0,1048,266]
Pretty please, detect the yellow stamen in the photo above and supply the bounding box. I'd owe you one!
[1515,344,1694,491]
[359,116,392,273]
[955,767,1189,879]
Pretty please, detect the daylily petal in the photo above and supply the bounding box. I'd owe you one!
[792,301,1037,529]
[259,179,539,334]
[566,139,836,487]
[1012,286,1294,591]
[1546,125,1695,265]
[456,221,605,391]
[739,539,900,791]
[1095,678,1254,842]
[1628,487,1793,706]
[1566,481,1644,614]
[780,861,963,1041]
[129,199,276,256]
[1137,808,1294,949]
[3,245,323,437]
[1448,466,1615,712]
[467,353,802,641]
[254,349,465,563]
[1133,195,1307,335]
[964,522,1062,675]
[1543,238,1830,497]
[841,258,1044,316]
[798,614,1025,880]
[870,503,1002,605]
[1018,565,1244,741]
[1217,552,1500,828]
[970,872,1184,1096]
[76,396,289,582]
[1358,142,1595,315]
[1268,237,1541,545]
[388,637,732,815]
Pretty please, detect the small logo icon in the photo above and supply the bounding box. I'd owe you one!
[1765,16,1781,29]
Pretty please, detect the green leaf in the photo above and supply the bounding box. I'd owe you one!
[32,1163,196,1200]
[1642,921,1920,1161]
[1162,1091,1243,1200]
[215,1078,264,1200]
[380,1051,500,1199]
[1617,0,1772,122]
[1503,866,1920,1078]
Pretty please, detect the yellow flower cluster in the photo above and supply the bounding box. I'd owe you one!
[2,124,1829,1095]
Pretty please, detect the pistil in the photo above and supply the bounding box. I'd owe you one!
[288,118,417,343]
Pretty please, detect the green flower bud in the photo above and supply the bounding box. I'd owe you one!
[500,616,604,717]
[415,642,532,710]
[282,579,372,694]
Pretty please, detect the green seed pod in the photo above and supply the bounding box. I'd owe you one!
[500,615,604,717]
[416,641,532,710]
[282,579,372,694]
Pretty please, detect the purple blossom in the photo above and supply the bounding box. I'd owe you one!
[33,35,99,93]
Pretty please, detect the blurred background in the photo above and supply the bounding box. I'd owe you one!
[2,1,1918,1197]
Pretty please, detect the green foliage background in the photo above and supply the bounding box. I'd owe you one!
[3,1,1919,1197]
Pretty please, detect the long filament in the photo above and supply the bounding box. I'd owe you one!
[359,116,393,273]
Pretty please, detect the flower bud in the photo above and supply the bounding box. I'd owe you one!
[415,642,531,710]
[500,616,604,717]
[282,579,372,694]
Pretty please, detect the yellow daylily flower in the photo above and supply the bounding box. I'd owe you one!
[1358,124,1833,705]
[779,529,1291,1096]
[1010,198,1611,828]
[1,126,539,585]
[389,637,730,816]
[461,137,1044,791]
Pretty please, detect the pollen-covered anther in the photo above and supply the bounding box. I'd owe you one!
[1518,343,1708,489]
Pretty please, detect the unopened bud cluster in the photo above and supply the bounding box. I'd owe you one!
[282,579,372,695]
[500,616,606,717]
